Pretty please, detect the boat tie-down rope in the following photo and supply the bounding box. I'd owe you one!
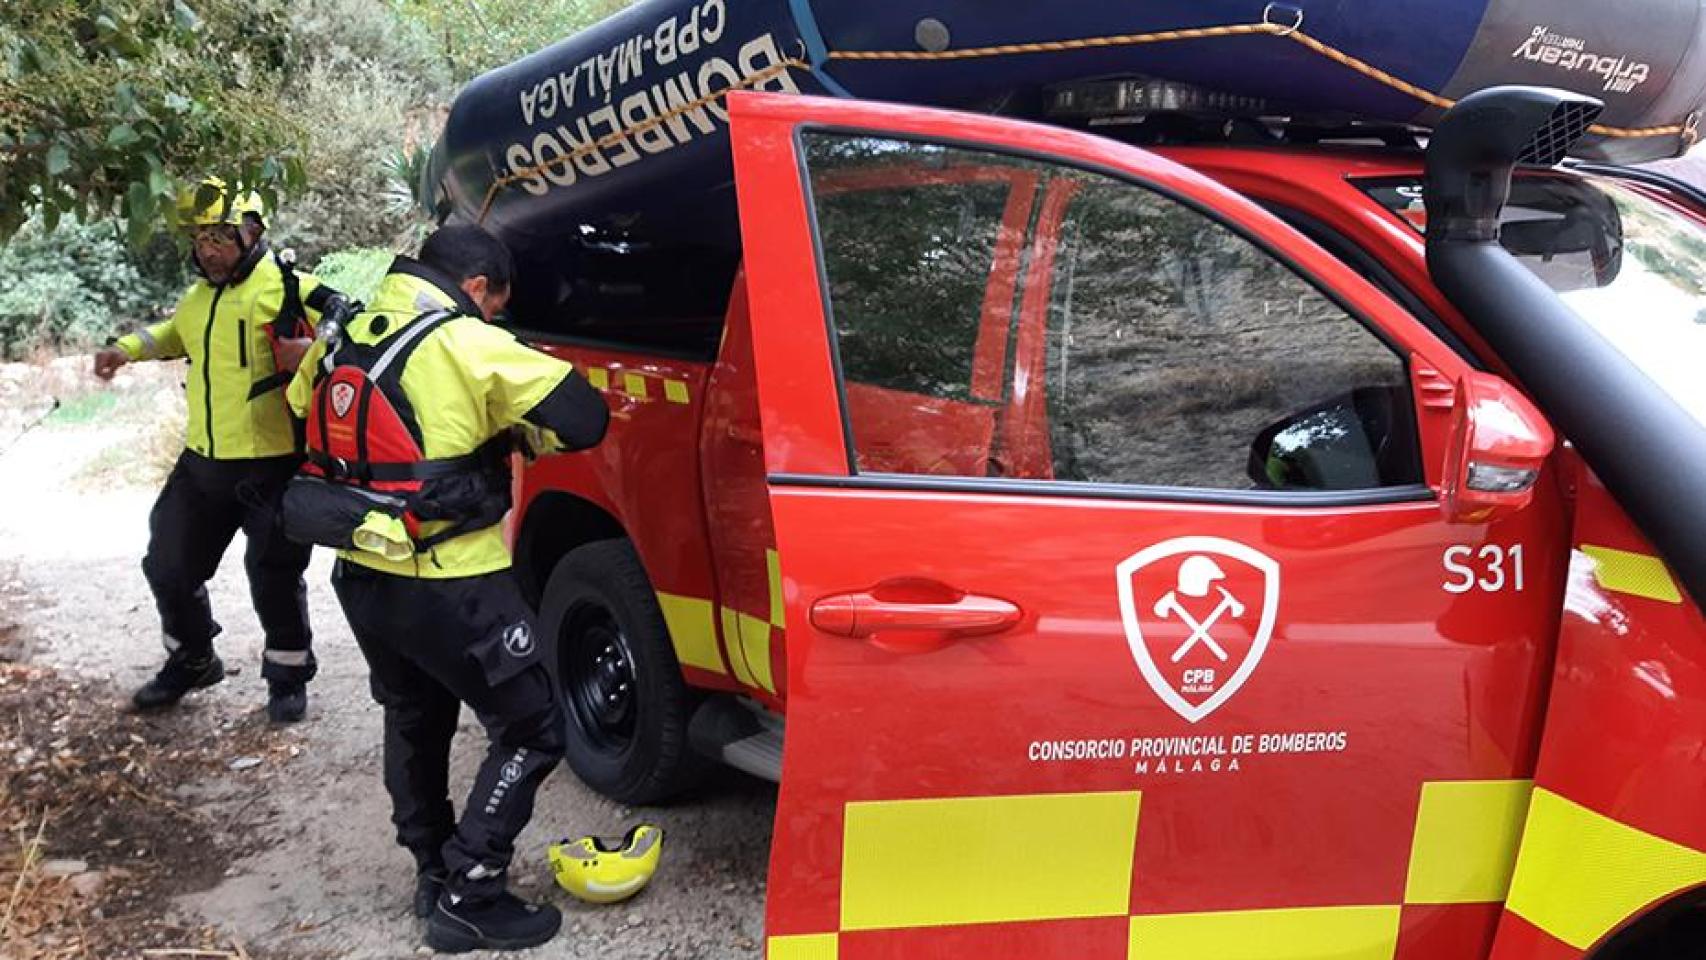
[477,6,1698,222]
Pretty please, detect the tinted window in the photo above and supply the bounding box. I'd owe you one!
[805,133,1422,493]
[501,232,736,359]
[809,138,1020,402]
[1041,177,1417,490]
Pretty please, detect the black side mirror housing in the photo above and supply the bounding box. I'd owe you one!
[1247,388,1407,491]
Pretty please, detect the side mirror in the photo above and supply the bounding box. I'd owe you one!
[1246,386,1412,491]
[1441,371,1554,523]
[1248,397,1380,490]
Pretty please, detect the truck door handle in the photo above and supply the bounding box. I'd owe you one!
[810,589,1022,639]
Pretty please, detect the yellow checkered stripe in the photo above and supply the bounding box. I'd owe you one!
[719,550,786,693]
[1506,788,1706,949]
[767,779,1557,959]
[654,550,786,694]
[582,364,692,404]
[1579,544,1682,604]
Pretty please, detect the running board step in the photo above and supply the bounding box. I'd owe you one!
[688,697,783,783]
[721,730,783,783]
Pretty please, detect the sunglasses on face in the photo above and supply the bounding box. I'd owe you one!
[191,225,240,248]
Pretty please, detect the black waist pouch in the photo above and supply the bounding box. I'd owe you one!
[280,474,409,551]
[408,470,513,550]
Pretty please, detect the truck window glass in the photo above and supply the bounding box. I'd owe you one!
[809,143,1017,403]
[802,132,1422,493]
[1360,173,1706,427]
[1040,176,1416,490]
[500,233,737,360]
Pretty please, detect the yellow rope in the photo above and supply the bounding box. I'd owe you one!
[1271,27,1456,111]
[1274,28,1686,138]
[474,19,1694,221]
[825,22,1687,140]
[822,23,1282,61]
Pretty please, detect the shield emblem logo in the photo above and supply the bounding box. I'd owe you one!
[1116,536,1280,724]
[329,382,356,418]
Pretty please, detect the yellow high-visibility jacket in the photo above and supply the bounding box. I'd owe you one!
[287,258,608,579]
[117,250,334,460]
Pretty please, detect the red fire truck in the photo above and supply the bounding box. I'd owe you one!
[473,90,1706,960]
[425,6,1706,955]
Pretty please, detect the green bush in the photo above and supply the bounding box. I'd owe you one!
[311,247,394,303]
[268,0,449,261]
[0,219,185,359]
[290,0,447,97]
[269,64,421,260]
[0,0,637,359]
[394,0,631,82]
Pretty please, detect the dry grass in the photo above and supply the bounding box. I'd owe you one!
[0,662,303,960]
[68,398,185,491]
[0,355,186,490]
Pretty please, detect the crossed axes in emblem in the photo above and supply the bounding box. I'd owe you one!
[1153,586,1245,663]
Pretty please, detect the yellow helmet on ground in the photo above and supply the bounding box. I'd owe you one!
[548,825,663,904]
[175,178,265,227]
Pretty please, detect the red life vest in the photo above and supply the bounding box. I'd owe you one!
[292,309,509,551]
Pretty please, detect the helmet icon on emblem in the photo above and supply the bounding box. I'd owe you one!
[1175,555,1226,597]
[1154,556,1248,665]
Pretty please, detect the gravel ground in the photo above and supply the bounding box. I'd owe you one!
[0,359,775,959]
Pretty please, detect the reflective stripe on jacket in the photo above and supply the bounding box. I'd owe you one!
[117,253,332,460]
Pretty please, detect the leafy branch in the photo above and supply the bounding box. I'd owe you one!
[0,0,310,244]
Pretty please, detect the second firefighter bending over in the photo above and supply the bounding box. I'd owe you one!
[283,224,609,953]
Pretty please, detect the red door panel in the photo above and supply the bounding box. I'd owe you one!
[729,91,1567,959]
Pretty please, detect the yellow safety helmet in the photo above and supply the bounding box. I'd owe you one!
[548,825,663,904]
[175,178,265,227]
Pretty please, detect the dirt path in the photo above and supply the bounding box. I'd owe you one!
[0,361,774,958]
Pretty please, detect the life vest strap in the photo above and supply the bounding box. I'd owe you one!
[248,370,294,400]
[306,447,488,483]
[305,433,512,484]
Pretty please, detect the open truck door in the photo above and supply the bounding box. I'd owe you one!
[726,91,1570,960]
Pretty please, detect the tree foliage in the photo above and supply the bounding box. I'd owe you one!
[0,0,312,244]
[0,0,637,249]
[0,0,641,357]
[0,218,184,358]
[394,0,632,82]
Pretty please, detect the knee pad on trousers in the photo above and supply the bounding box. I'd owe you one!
[372,678,459,728]
[141,550,185,594]
[501,701,566,760]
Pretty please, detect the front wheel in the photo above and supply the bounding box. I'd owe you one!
[538,538,704,804]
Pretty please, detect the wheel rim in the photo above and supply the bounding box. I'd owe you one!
[561,601,639,754]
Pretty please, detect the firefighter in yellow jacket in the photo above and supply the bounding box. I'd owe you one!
[284,225,608,952]
[92,181,345,722]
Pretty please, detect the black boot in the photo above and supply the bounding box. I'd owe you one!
[266,681,307,723]
[132,654,225,710]
[413,868,446,920]
[425,891,562,953]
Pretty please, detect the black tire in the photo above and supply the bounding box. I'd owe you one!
[539,538,705,804]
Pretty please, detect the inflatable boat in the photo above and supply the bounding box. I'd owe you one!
[426,0,1706,312]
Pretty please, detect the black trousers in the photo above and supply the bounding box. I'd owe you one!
[331,560,563,901]
[143,450,315,684]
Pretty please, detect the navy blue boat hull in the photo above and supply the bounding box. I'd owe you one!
[428,0,1706,304]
